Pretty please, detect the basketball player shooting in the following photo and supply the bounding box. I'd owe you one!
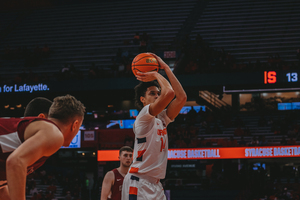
[122,53,187,200]
[0,95,85,200]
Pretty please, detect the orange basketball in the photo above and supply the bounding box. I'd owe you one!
[132,53,159,76]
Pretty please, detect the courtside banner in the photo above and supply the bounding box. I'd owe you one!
[98,146,300,161]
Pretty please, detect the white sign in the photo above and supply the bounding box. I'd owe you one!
[84,131,95,141]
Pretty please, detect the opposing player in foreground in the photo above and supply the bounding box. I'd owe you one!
[101,146,133,200]
[0,94,85,200]
[122,53,187,200]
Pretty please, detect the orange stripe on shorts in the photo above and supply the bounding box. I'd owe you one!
[129,167,139,173]
[129,187,138,195]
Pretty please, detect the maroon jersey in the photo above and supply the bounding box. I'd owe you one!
[109,168,124,200]
[0,117,59,184]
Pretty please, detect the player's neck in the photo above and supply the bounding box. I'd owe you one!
[48,118,69,134]
[118,166,129,177]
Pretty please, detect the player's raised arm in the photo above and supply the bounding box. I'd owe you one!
[150,54,187,120]
[6,121,64,200]
[136,71,175,117]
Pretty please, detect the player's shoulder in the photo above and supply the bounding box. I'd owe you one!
[136,104,154,119]
[104,170,115,182]
[24,119,62,142]
[26,120,57,133]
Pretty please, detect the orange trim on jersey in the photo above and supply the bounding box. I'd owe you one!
[129,167,139,173]
[129,187,138,195]
[137,149,146,158]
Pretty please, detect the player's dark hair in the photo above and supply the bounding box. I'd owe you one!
[134,81,160,111]
[48,94,85,124]
[24,97,53,117]
[119,146,133,155]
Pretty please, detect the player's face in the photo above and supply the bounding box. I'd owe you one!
[119,151,133,167]
[142,86,160,106]
[63,117,83,146]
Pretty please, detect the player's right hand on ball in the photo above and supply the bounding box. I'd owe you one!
[136,71,158,82]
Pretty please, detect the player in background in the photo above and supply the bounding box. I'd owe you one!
[24,97,53,118]
[101,146,133,200]
[122,53,187,200]
[0,94,85,200]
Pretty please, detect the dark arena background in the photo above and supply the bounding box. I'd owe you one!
[1,0,300,199]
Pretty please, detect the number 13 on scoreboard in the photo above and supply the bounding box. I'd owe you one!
[286,73,298,82]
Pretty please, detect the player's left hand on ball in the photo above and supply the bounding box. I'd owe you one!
[147,53,168,70]
[136,71,158,82]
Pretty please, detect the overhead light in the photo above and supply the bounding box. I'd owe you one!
[16,104,22,108]
[4,105,9,109]
[108,105,114,108]
[10,107,15,110]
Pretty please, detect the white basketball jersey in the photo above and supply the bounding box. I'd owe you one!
[129,104,173,179]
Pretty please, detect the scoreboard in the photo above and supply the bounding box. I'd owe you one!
[264,71,298,84]
[223,70,300,93]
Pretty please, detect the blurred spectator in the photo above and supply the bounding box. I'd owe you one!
[65,191,73,200]
[249,136,259,146]
[175,136,187,148]
[124,135,134,149]
[280,136,287,145]
[238,136,247,146]
[227,136,237,147]
[133,32,140,45]
[217,138,228,147]
[287,137,297,145]
[258,116,267,127]
[41,44,50,58]
[244,127,251,136]
[29,185,39,197]
[235,116,244,127]
[30,192,39,200]
[88,63,98,79]
[47,183,57,194]
[212,124,222,134]
[186,106,197,125]
[138,32,149,52]
[45,190,54,200]
[234,126,244,136]
[258,136,268,146]
[197,137,207,147]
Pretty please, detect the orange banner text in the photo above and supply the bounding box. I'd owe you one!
[97,146,300,161]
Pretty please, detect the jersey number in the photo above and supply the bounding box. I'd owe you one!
[160,137,166,152]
